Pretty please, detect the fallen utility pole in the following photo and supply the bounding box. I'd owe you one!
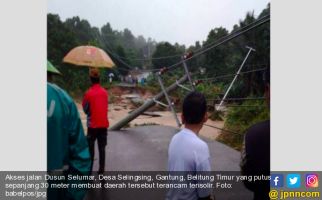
[109,74,188,130]
[182,53,195,91]
[157,74,181,128]
[217,46,255,110]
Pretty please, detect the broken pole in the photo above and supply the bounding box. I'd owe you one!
[109,74,188,130]
[182,52,195,91]
[157,74,181,128]
[217,46,255,110]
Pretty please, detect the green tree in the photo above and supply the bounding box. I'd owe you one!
[203,27,232,76]
[113,45,132,76]
[151,42,183,69]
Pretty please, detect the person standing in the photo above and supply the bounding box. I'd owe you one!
[47,63,91,200]
[82,68,109,174]
[167,92,213,200]
[108,72,114,84]
[240,68,270,200]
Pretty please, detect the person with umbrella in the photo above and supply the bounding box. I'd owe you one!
[63,45,115,174]
[108,72,115,83]
[82,68,109,174]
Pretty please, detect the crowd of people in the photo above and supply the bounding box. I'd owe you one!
[47,64,270,200]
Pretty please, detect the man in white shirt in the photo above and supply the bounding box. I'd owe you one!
[167,91,212,200]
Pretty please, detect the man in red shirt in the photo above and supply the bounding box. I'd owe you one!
[82,68,109,174]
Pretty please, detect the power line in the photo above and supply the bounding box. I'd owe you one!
[195,14,270,54]
[116,53,183,61]
[99,38,160,73]
[95,30,135,71]
[110,14,270,62]
[94,14,270,65]
[102,46,134,70]
[207,97,265,101]
[94,14,270,75]
[197,67,267,82]
[164,16,270,71]
[203,124,242,135]
[97,29,182,62]
[219,104,266,108]
[192,64,268,78]
[96,33,160,73]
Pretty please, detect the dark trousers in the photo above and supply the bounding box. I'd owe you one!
[87,128,107,172]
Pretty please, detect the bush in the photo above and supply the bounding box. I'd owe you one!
[209,109,224,121]
[216,99,269,150]
[196,82,223,99]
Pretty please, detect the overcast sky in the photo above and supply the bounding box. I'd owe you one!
[48,0,270,46]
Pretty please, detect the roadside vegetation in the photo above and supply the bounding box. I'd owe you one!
[217,100,269,150]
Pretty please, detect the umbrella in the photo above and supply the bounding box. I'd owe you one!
[63,45,115,68]
[108,73,115,77]
[47,60,61,75]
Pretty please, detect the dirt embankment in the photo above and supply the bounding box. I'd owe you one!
[77,85,224,140]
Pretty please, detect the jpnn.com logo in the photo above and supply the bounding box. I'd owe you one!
[271,174,284,188]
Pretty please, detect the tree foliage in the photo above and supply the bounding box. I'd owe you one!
[47,3,270,99]
[151,42,184,69]
[47,14,157,93]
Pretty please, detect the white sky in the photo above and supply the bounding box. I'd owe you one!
[48,0,270,46]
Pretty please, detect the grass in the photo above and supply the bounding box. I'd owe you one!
[216,131,245,151]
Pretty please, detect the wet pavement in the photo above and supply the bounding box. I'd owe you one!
[84,125,253,200]
[90,125,241,171]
